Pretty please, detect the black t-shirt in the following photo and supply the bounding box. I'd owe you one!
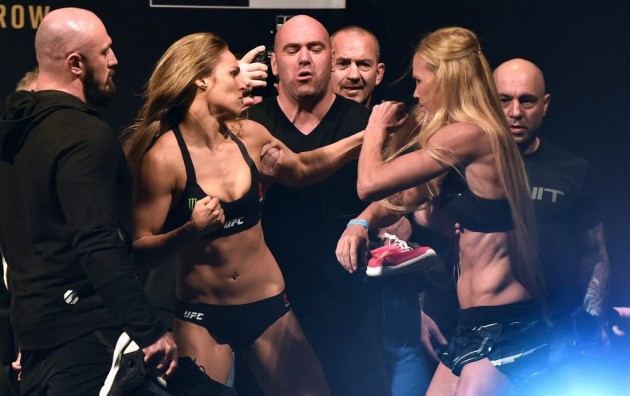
[245,95,370,317]
[524,139,601,317]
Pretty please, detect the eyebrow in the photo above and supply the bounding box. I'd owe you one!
[99,43,111,53]
[283,40,326,50]
[499,93,536,98]
[336,56,372,62]
[101,38,113,52]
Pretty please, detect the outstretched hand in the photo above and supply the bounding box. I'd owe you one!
[238,45,269,93]
[336,224,369,273]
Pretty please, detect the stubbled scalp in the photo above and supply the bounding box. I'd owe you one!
[274,14,330,51]
[35,8,101,67]
[493,58,546,94]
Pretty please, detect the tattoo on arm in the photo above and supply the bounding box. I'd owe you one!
[580,223,611,316]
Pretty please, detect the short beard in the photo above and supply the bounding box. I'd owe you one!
[83,62,116,106]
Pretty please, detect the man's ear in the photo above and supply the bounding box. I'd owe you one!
[542,93,551,117]
[375,63,385,86]
[270,53,278,77]
[67,53,84,76]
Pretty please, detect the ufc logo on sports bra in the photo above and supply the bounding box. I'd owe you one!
[224,217,244,229]
[530,186,565,203]
[183,311,204,320]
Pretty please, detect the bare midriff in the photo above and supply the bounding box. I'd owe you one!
[176,222,285,305]
[456,229,531,309]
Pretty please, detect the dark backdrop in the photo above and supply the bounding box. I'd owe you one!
[2,0,629,304]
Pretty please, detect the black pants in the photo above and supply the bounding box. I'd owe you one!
[19,327,120,396]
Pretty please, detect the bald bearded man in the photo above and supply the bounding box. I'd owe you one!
[0,8,177,394]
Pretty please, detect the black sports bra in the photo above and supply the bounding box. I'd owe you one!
[441,170,514,233]
[162,126,264,240]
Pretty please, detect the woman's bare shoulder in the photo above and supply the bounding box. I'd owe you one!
[227,119,271,145]
[435,122,485,140]
[428,122,491,165]
[141,130,184,175]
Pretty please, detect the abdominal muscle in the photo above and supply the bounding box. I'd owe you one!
[175,222,285,305]
[456,230,531,309]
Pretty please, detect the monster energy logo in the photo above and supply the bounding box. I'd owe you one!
[188,198,197,211]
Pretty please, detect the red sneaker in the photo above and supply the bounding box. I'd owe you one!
[367,233,440,277]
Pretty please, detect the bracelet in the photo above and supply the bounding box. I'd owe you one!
[347,219,369,231]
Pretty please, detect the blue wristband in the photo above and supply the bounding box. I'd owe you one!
[347,219,369,231]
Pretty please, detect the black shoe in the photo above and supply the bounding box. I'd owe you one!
[106,349,171,395]
[166,357,236,396]
[100,333,171,396]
